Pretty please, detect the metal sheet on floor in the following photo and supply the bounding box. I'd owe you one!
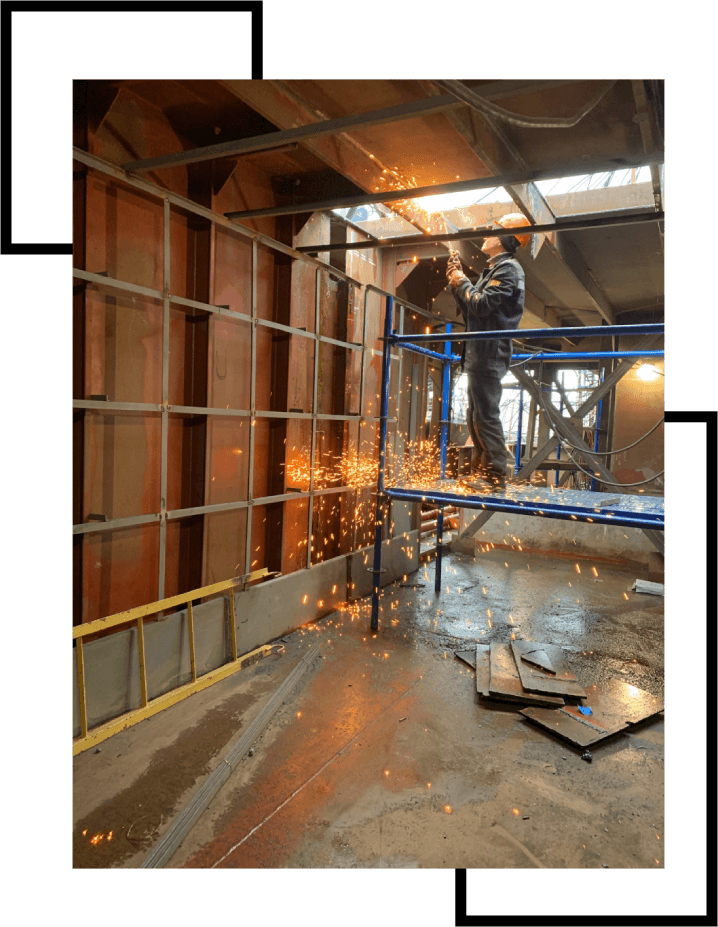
[475,643,491,697]
[520,678,664,747]
[488,642,564,707]
[511,640,587,699]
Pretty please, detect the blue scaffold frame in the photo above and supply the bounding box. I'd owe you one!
[369,297,664,630]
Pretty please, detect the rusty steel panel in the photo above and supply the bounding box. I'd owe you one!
[82,524,160,624]
[163,515,204,600]
[213,225,253,315]
[204,416,249,506]
[285,337,315,414]
[85,172,165,291]
[84,289,163,404]
[520,679,664,748]
[83,411,161,520]
[488,642,565,707]
[206,315,251,410]
[511,641,587,699]
[202,508,247,587]
[282,498,310,573]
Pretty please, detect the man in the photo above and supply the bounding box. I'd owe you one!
[446,213,532,491]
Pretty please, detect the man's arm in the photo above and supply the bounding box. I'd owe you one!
[451,262,521,327]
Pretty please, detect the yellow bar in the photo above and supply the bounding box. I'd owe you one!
[73,644,276,756]
[137,617,148,707]
[187,602,197,682]
[76,638,88,739]
[73,567,269,639]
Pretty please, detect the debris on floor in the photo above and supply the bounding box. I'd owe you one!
[632,579,665,596]
[488,642,565,708]
[520,678,664,748]
[454,638,664,752]
[511,640,587,699]
[454,649,477,670]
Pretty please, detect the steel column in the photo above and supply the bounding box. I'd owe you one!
[370,295,394,631]
[245,241,258,575]
[515,388,524,476]
[307,269,321,568]
[159,197,170,600]
[435,324,452,593]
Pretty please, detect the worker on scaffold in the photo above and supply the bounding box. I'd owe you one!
[446,213,533,491]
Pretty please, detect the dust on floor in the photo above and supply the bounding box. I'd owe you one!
[73,547,664,869]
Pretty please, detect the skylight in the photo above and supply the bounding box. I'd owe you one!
[333,166,655,234]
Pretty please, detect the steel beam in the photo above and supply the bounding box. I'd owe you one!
[225,154,661,221]
[296,211,663,254]
[122,81,594,175]
[123,94,463,173]
[72,148,363,287]
[423,80,619,323]
[631,80,663,212]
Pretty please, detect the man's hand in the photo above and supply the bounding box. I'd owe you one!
[446,251,467,288]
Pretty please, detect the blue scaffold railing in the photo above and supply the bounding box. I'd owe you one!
[369,305,664,631]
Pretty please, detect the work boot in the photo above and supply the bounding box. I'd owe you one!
[461,472,506,493]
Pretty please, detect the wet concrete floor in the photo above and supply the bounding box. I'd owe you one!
[73,546,664,869]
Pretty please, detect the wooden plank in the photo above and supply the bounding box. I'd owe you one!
[488,642,564,707]
[520,678,664,748]
[511,641,587,698]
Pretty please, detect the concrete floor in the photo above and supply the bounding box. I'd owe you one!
[73,544,664,869]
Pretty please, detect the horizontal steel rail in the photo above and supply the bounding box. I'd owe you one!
[73,148,363,287]
[385,487,664,530]
[512,349,664,362]
[398,342,463,363]
[298,210,664,253]
[73,268,364,353]
[392,322,664,344]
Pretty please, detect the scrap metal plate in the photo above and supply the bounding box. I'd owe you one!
[455,649,476,670]
[520,648,555,675]
[488,642,564,707]
[520,678,664,747]
[511,640,587,698]
[475,643,491,697]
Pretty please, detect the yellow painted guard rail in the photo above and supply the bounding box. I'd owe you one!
[73,568,275,756]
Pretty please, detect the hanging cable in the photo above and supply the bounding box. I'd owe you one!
[437,80,617,130]
[539,398,664,487]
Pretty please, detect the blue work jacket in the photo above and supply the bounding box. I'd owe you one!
[452,253,525,378]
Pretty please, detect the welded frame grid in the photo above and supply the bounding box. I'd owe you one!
[72,149,437,609]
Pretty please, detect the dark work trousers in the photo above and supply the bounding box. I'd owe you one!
[466,373,507,478]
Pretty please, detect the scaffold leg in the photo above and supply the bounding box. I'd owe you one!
[435,509,444,592]
[370,501,383,631]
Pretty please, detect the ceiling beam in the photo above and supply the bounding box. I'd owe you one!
[631,79,663,213]
[294,210,663,252]
[120,79,594,174]
[433,80,621,324]
[224,152,661,221]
